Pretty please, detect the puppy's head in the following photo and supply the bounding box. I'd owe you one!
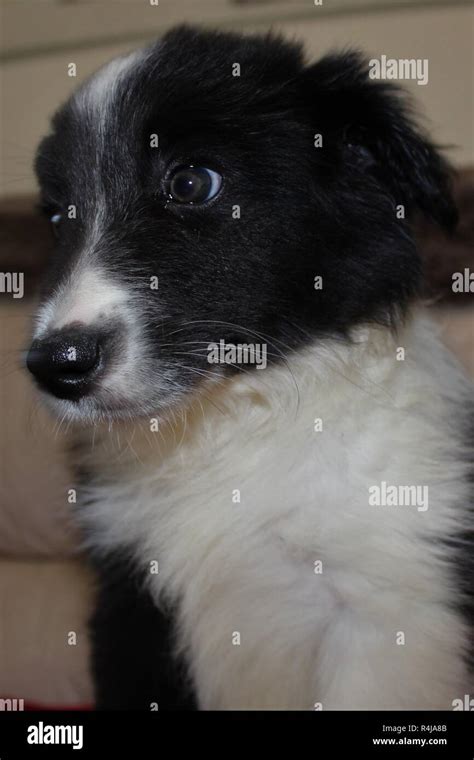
[28,25,456,421]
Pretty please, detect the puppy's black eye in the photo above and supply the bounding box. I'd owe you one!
[50,212,63,238]
[167,166,222,204]
[345,143,376,169]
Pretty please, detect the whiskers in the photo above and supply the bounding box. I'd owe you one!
[160,319,302,416]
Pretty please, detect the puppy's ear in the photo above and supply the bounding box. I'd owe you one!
[301,51,457,232]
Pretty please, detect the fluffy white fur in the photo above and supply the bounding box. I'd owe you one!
[74,311,472,709]
[34,268,129,338]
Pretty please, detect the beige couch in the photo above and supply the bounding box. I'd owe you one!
[0,301,94,707]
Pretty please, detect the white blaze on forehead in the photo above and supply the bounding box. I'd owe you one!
[33,50,150,340]
[75,47,147,117]
[34,268,130,338]
[70,48,150,230]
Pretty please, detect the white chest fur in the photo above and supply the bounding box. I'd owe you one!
[77,314,473,709]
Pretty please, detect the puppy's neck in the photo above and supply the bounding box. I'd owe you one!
[74,318,405,476]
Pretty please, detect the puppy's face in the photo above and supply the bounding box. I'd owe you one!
[29,26,455,422]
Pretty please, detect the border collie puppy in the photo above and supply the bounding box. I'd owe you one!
[28,25,473,710]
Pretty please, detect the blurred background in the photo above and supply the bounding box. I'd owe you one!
[0,0,473,709]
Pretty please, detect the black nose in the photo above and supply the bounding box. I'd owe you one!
[26,330,101,400]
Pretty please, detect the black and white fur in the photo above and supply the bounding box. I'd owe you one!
[30,26,473,710]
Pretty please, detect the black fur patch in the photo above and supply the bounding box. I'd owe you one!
[89,549,196,710]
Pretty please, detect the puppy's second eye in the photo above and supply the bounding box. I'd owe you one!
[50,212,63,238]
[167,166,222,204]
